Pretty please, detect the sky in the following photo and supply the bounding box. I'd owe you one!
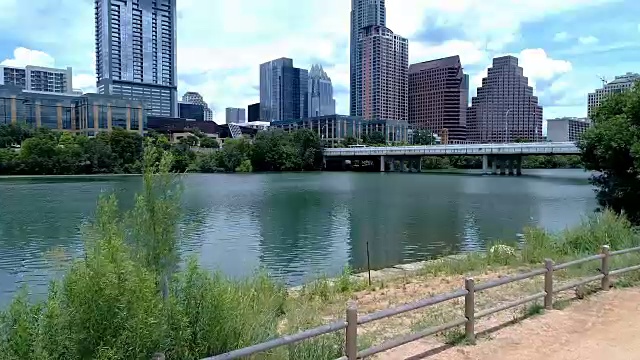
[0,0,639,125]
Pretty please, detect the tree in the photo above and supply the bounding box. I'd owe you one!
[198,136,219,149]
[579,82,640,222]
[340,136,358,147]
[363,131,386,145]
[413,130,436,145]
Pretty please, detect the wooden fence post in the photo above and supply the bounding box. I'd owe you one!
[346,301,358,360]
[601,245,610,290]
[544,259,553,310]
[464,278,475,344]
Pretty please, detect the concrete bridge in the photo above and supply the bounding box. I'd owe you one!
[322,142,580,175]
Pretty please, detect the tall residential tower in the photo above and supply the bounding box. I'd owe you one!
[95,0,178,117]
[259,58,308,122]
[587,72,640,118]
[467,56,543,143]
[307,64,336,117]
[350,0,386,117]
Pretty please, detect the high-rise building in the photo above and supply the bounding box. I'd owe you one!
[588,72,640,118]
[467,56,543,143]
[178,102,204,121]
[259,58,308,122]
[307,64,336,117]
[350,0,386,116]
[182,92,213,121]
[225,107,246,123]
[0,65,73,94]
[408,56,468,142]
[358,25,408,121]
[248,103,260,122]
[95,0,178,117]
[546,117,591,142]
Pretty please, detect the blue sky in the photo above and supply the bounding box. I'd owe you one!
[0,0,638,124]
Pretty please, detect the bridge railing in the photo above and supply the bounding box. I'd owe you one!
[202,244,640,360]
[323,142,579,157]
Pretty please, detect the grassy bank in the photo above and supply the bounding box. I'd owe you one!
[1,145,639,359]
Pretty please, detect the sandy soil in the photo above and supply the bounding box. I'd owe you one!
[377,288,640,360]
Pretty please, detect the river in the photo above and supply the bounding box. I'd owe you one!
[0,169,596,306]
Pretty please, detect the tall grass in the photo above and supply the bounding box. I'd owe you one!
[0,146,341,360]
[423,209,640,276]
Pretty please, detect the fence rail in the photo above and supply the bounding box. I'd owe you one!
[205,244,640,360]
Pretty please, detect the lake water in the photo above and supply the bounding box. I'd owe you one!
[0,170,596,306]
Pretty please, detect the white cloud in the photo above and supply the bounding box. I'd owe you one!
[553,32,570,42]
[578,35,599,45]
[1,47,55,67]
[0,0,622,122]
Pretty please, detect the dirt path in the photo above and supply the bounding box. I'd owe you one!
[379,288,640,360]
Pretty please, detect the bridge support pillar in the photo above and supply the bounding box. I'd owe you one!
[482,155,489,175]
[380,155,385,172]
[389,158,395,172]
[499,158,506,176]
[507,157,514,176]
[491,156,497,175]
[417,158,422,173]
[516,156,522,176]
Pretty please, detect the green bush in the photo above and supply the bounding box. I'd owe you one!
[0,146,340,360]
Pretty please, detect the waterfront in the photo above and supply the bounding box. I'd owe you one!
[0,169,595,306]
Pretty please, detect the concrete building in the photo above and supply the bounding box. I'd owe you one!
[182,92,213,121]
[588,72,640,118]
[95,0,178,117]
[350,0,386,116]
[358,25,408,121]
[546,117,591,142]
[408,56,468,143]
[307,64,336,117]
[0,84,146,134]
[0,65,73,94]
[225,107,246,123]
[178,102,204,121]
[467,56,543,143]
[270,115,409,146]
[259,58,308,121]
[248,102,260,122]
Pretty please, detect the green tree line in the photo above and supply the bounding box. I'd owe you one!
[0,125,323,175]
[420,155,582,170]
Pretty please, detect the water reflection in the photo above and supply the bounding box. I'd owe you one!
[0,170,597,306]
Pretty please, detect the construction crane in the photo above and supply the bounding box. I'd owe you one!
[597,75,608,86]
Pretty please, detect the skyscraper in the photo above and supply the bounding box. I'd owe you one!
[95,0,177,117]
[259,58,308,122]
[307,64,336,117]
[182,92,213,121]
[408,56,468,142]
[467,56,543,143]
[350,0,386,116]
[359,25,408,121]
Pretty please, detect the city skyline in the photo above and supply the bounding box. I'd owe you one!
[0,0,639,124]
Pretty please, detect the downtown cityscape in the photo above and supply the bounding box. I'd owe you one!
[2,1,640,359]
[0,0,636,146]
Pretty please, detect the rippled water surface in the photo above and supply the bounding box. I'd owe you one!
[0,170,596,306]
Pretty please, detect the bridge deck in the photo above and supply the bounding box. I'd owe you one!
[323,142,580,157]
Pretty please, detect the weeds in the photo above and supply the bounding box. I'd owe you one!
[523,302,544,317]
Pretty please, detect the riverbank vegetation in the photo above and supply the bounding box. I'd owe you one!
[579,81,640,224]
[0,124,323,175]
[420,154,582,170]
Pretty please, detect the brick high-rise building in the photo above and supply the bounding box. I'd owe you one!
[467,56,543,143]
[358,25,408,121]
[408,56,468,142]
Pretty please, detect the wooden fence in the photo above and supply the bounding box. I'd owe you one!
[203,244,640,360]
